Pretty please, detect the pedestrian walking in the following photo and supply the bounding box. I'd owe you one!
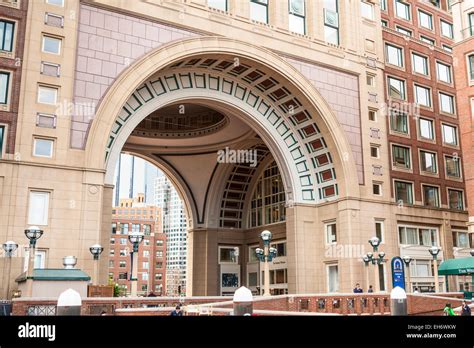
[443,303,457,316]
[170,305,183,316]
[353,283,363,293]
[461,301,471,316]
[368,285,374,293]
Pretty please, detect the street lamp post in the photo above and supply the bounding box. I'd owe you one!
[89,244,104,286]
[128,232,144,297]
[24,226,44,297]
[363,236,385,292]
[255,230,277,296]
[2,241,18,299]
[362,254,371,291]
[429,246,441,293]
[402,256,412,292]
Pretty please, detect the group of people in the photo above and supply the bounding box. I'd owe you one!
[353,283,373,293]
[444,301,471,316]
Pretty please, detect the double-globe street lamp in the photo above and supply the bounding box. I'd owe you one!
[25,226,44,297]
[428,246,441,293]
[2,241,18,299]
[128,232,144,297]
[89,244,104,286]
[362,236,385,292]
[255,230,277,296]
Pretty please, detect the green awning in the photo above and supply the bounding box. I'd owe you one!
[438,258,474,276]
[15,269,91,282]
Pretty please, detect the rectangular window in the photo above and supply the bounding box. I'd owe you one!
[436,62,452,83]
[419,118,434,140]
[0,71,9,104]
[392,144,411,169]
[207,0,227,11]
[439,92,454,114]
[119,261,126,268]
[121,223,129,234]
[418,10,433,30]
[420,151,437,174]
[368,109,377,121]
[468,55,474,81]
[412,53,428,75]
[361,2,374,20]
[442,45,452,53]
[33,138,53,158]
[419,228,438,246]
[448,189,464,210]
[46,0,64,6]
[387,77,406,100]
[423,185,439,207]
[373,183,382,195]
[420,35,435,45]
[370,145,379,158]
[386,44,403,67]
[325,222,337,244]
[0,20,15,52]
[250,0,268,23]
[42,35,61,54]
[45,13,64,28]
[399,226,417,245]
[249,246,258,263]
[395,0,411,20]
[327,265,339,293]
[324,0,339,45]
[366,74,375,86]
[375,220,384,242]
[270,241,286,257]
[142,273,149,281]
[380,0,387,11]
[36,113,57,128]
[118,272,127,280]
[120,249,127,256]
[396,26,412,36]
[37,85,58,105]
[142,262,149,269]
[119,238,126,245]
[219,246,239,263]
[442,124,458,146]
[28,191,50,225]
[289,0,306,35]
[453,230,469,247]
[445,156,461,178]
[390,110,408,134]
[395,181,413,204]
[381,20,388,27]
[414,85,431,107]
[440,20,453,38]
[108,260,114,268]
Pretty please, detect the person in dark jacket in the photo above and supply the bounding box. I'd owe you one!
[461,301,471,316]
[170,305,183,316]
[353,283,363,293]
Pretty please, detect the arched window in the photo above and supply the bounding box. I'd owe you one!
[248,161,286,227]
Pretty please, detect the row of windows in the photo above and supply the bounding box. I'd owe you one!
[381,0,453,38]
[110,249,164,257]
[387,76,456,115]
[394,180,464,210]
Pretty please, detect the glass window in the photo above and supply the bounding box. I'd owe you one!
[395,181,413,204]
[249,246,259,262]
[46,0,64,6]
[399,226,418,245]
[387,77,406,100]
[445,156,461,178]
[368,109,377,121]
[414,260,431,277]
[420,35,435,45]
[390,110,408,134]
[327,265,339,292]
[324,0,339,45]
[207,0,227,11]
[219,247,238,263]
[42,35,61,54]
[442,45,452,53]
[119,261,126,268]
[418,10,433,30]
[289,0,306,34]
[371,146,379,158]
[0,125,4,157]
[423,185,439,207]
[420,151,437,174]
[37,85,58,105]
[28,191,50,225]
[470,12,474,36]
[395,0,410,20]
[412,53,428,75]
[0,20,15,52]
[0,72,9,104]
[419,118,434,140]
[419,228,438,246]
[326,222,337,244]
[361,2,374,20]
[468,55,474,81]
[440,20,453,38]
[442,124,457,146]
[33,138,53,158]
[439,92,454,114]
[453,231,469,247]
[375,221,384,242]
[386,44,403,67]
[250,0,268,23]
[396,26,412,36]
[381,20,388,27]
[392,144,411,169]
[373,183,382,195]
[448,190,464,210]
[414,85,431,107]
[436,62,452,83]
[380,0,387,11]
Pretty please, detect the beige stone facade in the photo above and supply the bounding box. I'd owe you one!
[0,0,468,298]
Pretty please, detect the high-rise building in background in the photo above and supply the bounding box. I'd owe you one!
[109,194,166,296]
[154,176,187,296]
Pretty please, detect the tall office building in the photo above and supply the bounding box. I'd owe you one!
[154,176,187,296]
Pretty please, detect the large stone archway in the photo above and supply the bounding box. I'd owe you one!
[85,37,361,295]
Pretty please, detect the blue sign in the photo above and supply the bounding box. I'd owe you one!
[391,256,405,289]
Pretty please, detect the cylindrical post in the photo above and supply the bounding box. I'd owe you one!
[263,244,270,296]
[433,258,439,293]
[130,249,139,296]
[365,264,370,292]
[25,244,36,297]
[373,261,379,292]
[405,265,411,293]
[93,258,99,286]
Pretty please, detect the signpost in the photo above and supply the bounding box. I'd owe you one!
[391,257,405,290]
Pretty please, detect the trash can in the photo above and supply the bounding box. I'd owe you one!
[233,286,253,316]
[0,301,12,316]
[57,288,82,316]
[390,286,407,316]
